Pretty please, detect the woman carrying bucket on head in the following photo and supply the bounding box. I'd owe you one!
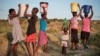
[80,5,93,49]
[69,2,81,50]
[34,2,48,56]
[24,4,39,56]
[7,4,24,56]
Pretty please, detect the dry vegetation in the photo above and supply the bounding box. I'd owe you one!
[0,18,100,56]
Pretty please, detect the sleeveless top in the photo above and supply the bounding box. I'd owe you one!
[71,16,78,29]
[40,18,47,32]
[27,15,38,36]
[82,17,90,32]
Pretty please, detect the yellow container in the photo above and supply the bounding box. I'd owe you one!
[71,2,78,12]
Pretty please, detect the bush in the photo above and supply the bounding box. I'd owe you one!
[89,32,100,48]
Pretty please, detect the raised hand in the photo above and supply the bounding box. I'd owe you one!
[18,4,21,8]
[26,4,29,9]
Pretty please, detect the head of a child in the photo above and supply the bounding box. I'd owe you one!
[41,14,46,19]
[84,13,88,18]
[9,8,16,16]
[72,12,77,17]
[32,7,38,15]
[63,28,68,34]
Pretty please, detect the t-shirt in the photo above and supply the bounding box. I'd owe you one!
[61,30,69,40]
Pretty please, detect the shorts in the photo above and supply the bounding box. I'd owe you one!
[38,31,48,45]
[61,40,68,47]
[25,33,36,42]
[71,29,79,43]
[81,31,90,40]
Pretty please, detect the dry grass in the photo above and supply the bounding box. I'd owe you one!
[0,19,100,56]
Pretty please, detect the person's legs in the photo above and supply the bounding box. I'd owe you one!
[13,43,18,56]
[62,46,64,54]
[43,42,48,53]
[83,32,90,49]
[32,42,37,56]
[33,44,40,56]
[7,44,14,56]
[75,43,79,49]
[64,47,67,55]
[25,42,32,56]
[71,42,75,50]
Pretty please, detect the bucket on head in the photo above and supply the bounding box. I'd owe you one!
[19,4,26,17]
[71,2,78,12]
[82,5,91,14]
[40,2,48,14]
[63,18,67,28]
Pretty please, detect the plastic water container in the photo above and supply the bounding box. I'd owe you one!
[71,2,78,12]
[82,5,91,13]
[40,2,48,14]
[19,4,26,17]
[63,18,67,28]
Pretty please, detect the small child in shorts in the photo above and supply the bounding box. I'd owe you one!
[61,28,69,55]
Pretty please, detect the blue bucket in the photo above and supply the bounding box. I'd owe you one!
[82,5,91,13]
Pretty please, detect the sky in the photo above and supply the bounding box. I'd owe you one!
[0,0,100,20]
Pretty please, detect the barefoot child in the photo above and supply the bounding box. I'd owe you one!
[61,28,69,55]
[24,4,39,56]
[80,6,93,49]
[7,4,24,56]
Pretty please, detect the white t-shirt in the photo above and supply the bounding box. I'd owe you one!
[61,30,69,40]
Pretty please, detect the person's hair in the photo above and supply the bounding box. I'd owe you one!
[63,28,68,33]
[72,12,77,16]
[9,8,15,15]
[41,14,46,17]
[33,7,38,13]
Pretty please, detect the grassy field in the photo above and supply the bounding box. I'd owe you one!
[0,18,100,56]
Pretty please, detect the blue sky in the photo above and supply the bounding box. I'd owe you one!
[0,0,100,20]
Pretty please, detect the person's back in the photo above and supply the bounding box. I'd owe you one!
[82,17,90,32]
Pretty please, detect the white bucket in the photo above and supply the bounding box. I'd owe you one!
[40,2,48,14]
[19,4,26,17]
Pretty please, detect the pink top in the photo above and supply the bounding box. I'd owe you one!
[71,16,78,29]
[82,17,90,32]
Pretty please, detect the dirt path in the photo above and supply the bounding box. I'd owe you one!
[0,33,99,56]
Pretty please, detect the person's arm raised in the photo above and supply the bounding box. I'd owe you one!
[77,4,81,17]
[89,6,94,19]
[16,4,21,16]
[24,4,32,17]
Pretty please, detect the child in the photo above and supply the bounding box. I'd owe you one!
[7,4,24,56]
[80,6,93,49]
[69,4,81,50]
[24,4,38,56]
[61,28,69,55]
[34,6,48,56]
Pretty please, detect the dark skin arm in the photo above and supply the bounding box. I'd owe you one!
[16,4,21,16]
[24,4,32,17]
[68,21,71,35]
[42,7,48,20]
[77,4,81,17]
[89,6,93,19]
[80,7,84,19]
